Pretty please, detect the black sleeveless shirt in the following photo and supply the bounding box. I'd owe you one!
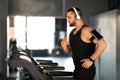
[69,25,96,70]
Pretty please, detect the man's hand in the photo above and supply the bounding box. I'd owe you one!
[61,37,71,54]
[80,58,93,69]
[61,38,68,47]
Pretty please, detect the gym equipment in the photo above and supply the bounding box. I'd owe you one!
[7,44,73,80]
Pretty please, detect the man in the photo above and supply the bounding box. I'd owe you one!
[61,7,107,80]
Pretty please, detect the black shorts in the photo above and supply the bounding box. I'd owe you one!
[73,64,96,80]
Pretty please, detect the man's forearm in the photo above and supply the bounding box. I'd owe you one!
[90,39,107,60]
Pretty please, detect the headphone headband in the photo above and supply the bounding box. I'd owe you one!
[72,7,80,20]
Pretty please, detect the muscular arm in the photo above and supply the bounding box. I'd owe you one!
[61,37,71,54]
[83,26,107,60]
[90,38,107,60]
[81,26,107,69]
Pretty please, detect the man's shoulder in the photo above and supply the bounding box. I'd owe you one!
[82,25,93,32]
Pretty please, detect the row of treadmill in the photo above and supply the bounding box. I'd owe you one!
[7,43,74,80]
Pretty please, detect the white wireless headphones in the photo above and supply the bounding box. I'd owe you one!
[72,7,81,20]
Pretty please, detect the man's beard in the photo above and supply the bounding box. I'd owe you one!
[70,23,75,27]
[69,21,76,27]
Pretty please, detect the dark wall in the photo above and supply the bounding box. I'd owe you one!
[0,0,8,78]
[8,0,109,24]
[9,0,63,16]
[109,0,120,9]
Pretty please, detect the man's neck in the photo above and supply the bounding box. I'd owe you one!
[75,20,84,30]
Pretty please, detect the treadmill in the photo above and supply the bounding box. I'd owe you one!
[7,44,74,80]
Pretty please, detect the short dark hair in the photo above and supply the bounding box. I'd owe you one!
[67,7,82,18]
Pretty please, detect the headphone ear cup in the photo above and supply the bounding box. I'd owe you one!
[76,15,80,20]
[73,7,80,20]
